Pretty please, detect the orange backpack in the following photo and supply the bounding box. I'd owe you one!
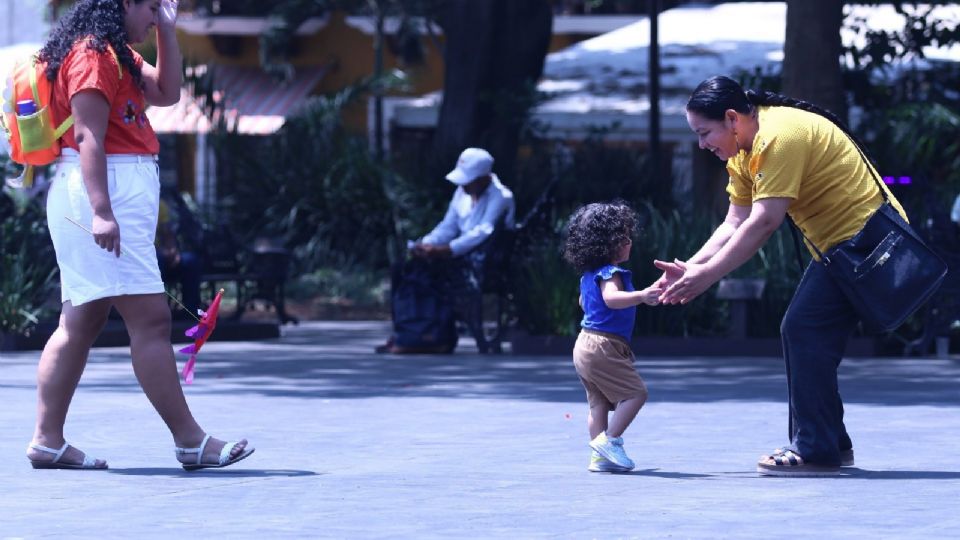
[1,46,120,188]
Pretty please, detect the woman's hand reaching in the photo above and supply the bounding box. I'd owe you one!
[656,260,719,305]
[653,259,684,289]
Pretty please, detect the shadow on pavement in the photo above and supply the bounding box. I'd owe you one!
[155,352,960,408]
[7,322,959,407]
[621,469,715,478]
[106,468,320,477]
[841,468,960,480]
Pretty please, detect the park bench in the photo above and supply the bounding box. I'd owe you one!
[716,278,766,338]
[198,228,298,325]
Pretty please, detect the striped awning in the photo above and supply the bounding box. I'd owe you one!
[146,65,328,135]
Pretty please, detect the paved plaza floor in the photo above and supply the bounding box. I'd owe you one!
[1,321,959,539]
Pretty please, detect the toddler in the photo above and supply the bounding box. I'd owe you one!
[562,201,660,472]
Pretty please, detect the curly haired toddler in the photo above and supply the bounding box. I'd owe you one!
[562,201,661,472]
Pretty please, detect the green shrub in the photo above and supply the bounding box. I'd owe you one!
[0,188,58,337]
[629,203,729,337]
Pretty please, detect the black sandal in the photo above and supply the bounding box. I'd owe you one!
[765,446,854,467]
[757,448,841,477]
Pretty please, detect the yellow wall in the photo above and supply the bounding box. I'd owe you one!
[175,13,447,134]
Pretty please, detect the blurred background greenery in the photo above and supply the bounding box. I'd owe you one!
[4,1,960,350]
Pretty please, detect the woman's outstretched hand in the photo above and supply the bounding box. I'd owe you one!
[656,259,718,305]
[653,259,684,289]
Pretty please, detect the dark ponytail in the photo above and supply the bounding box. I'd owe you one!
[688,75,876,167]
[743,90,873,162]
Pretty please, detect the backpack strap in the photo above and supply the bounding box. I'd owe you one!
[41,44,123,140]
[27,56,43,111]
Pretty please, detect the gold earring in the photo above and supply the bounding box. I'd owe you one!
[734,129,741,154]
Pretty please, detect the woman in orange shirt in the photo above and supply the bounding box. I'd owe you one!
[27,0,253,470]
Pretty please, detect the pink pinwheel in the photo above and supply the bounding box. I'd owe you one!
[178,289,223,384]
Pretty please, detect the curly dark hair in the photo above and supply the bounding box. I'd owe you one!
[562,200,639,274]
[38,0,146,87]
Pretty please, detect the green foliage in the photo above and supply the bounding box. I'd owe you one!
[0,187,58,336]
[203,1,960,344]
[287,265,389,306]
[510,219,580,336]
[844,4,960,75]
[628,203,728,337]
[859,102,960,220]
[213,76,439,277]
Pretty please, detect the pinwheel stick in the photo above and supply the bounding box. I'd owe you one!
[64,215,201,322]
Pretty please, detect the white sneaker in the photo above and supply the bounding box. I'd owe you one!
[589,432,635,470]
[587,450,630,473]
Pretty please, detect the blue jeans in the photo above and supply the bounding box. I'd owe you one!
[781,261,858,466]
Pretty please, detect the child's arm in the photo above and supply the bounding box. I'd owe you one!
[600,274,662,309]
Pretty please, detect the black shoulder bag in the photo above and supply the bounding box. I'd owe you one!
[792,146,948,333]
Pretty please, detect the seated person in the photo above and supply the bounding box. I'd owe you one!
[377,147,516,353]
[156,184,204,318]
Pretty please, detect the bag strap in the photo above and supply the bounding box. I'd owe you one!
[32,45,122,141]
[849,137,890,204]
[27,56,42,110]
[786,218,806,273]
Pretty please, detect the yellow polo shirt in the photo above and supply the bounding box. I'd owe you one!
[726,106,907,256]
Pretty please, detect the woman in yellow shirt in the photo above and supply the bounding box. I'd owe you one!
[657,75,906,477]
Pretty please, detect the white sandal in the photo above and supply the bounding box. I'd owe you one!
[27,442,107,470]
[175,434,254,471]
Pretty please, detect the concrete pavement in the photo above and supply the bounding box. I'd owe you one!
[1,321,959,539]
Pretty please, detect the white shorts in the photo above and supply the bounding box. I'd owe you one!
[46,149,164,306]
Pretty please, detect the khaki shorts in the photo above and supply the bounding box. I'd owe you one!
[572,329,647,411]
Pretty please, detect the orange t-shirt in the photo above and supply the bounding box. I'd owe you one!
[52,41,159,155]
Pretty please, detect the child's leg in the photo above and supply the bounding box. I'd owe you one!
[607,382,649,438]
[588,403,609,439]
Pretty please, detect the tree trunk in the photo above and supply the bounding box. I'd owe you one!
[781,0,845,120]
[432,0,552,184]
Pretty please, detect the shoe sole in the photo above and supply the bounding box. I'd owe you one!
[30,461,108,470]
[589,442,634,470]
[588,467,631,473]
[182,447,255,471]
[588,463,632,473]
[757,463,841,477]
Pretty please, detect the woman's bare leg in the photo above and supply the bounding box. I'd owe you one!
[28,299,112,467]
[112,293,247,463]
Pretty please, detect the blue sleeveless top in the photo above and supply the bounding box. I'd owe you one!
[580,264,635,341]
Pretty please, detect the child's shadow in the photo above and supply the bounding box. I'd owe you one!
[616,468,713,479]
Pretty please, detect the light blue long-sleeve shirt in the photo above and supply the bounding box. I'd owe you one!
[420,174,516,257]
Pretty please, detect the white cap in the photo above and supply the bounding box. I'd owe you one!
[446,147,494,185]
